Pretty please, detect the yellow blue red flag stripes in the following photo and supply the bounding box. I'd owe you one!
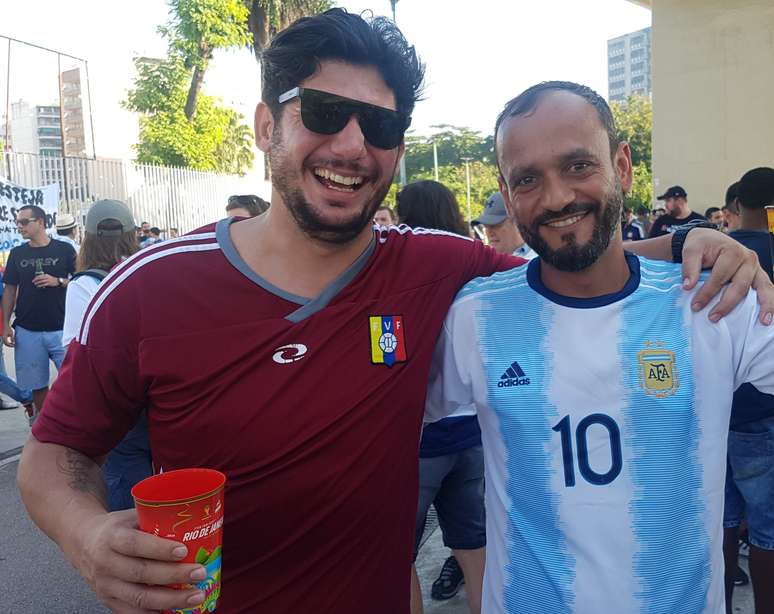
[369,315,407,367]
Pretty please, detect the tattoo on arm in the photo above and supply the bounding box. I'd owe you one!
[57,448,108,505]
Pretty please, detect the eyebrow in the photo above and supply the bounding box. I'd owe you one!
[507,147,601,187]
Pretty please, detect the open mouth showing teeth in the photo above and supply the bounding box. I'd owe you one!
[313,168,365,193]
[545,213,586,229]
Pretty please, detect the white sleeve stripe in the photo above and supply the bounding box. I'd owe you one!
[79,239,220,345]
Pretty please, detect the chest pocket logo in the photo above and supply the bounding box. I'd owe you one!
[272,344,308,364]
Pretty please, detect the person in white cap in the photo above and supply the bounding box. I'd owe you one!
[55,213,80,254]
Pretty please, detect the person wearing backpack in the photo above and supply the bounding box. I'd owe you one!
[62,199,151,511]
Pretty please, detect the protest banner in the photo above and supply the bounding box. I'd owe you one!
[0,177,60,255]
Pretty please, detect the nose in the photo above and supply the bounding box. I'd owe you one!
[540,171,576,213]
[329,115,367,160]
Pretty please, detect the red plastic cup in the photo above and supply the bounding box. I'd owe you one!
[132,468,226,614]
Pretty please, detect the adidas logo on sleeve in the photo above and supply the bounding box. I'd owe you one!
[498,361,530,388]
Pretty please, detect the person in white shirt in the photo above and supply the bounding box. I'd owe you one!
[472,192,537,259]
[427,81,774,614]
[62,198,152,512]
[62,200,138,346]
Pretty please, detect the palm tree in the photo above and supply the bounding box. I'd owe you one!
[180,0,331,122]
[245,0,333,56]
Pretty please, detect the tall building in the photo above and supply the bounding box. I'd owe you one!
[607,27,652,101]
[61,68,87,157]
[9,101,63,157]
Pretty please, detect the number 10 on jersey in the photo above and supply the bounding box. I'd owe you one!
[552,413,623,487]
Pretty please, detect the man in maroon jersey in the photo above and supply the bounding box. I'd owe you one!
[16,9,773,614]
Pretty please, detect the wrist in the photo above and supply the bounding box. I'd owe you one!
[671,221,715,263]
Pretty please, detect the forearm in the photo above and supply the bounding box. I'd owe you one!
[624,233,673,261]
[17,436,108,563]
[1,289,15,327]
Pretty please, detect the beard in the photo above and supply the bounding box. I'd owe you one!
[518,179,623,272]
[269,129,393,245]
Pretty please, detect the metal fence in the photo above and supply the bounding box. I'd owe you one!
[1,152,263,234]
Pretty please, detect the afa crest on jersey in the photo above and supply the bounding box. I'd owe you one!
[369,315,407,367]
[637,342,679,398]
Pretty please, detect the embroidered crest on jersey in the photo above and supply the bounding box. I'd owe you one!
[637,342,679,397]
[369,315,407,367]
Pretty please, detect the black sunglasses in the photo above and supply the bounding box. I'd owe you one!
[278,87,410,150]
[16,217,38,226]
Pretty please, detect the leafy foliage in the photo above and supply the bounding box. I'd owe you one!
[611,95,653,211]
[124,55,254,174]
[396,125,499,221]
[245,0,334,53]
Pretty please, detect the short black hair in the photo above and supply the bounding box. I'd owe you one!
[226,194,270,217]
[725,182,739,207]
[261,8,424,121]
[150,227,161,236]
[494,81,618,167]
[19,205,47,221]
[738,167,774,211]
[704,206,721,219]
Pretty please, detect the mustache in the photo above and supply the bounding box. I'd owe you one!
[533,202,598,226]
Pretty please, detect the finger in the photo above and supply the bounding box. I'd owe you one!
[109,525,190,563]
[691,248,740,312]
[106,551,206,587]
[679,239,704,291]
[706,257,756,321]
[752,267,774,325]
[101,578,205,613]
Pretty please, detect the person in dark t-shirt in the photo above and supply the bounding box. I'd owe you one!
[648,185,705,237]
[723,167,774,614]
[1,205,76,421]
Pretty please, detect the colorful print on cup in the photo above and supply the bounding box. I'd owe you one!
[132,468,226,614]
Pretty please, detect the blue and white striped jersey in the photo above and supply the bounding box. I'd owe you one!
[426,254,774,614]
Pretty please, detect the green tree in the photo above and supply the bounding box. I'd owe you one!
[611,95,652,210]
[245,0,333,53]
[125,55,254,174]
[163,0,251,121]
[399,126,499,221]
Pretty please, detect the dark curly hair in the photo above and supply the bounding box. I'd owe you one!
[396,180,470,237]
[261,8,424,121]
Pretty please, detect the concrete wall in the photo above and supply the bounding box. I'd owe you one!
[651,0,774,211]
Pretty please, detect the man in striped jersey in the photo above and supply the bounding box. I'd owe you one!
[426,81,774,613]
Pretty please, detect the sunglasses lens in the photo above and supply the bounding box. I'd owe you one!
[300,90,350,135]
[359,109,406,150]
[299,89,407,150]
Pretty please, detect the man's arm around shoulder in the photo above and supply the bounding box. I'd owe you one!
[17,436,207,613]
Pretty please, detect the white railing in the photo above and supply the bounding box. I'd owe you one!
[1,152,265,234]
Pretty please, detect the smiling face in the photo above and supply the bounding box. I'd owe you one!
[496,91,632,272]
[255,61,404,244]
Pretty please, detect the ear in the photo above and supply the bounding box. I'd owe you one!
[614,141,634,193]
[254,102,275,153]
[498,175,516,218]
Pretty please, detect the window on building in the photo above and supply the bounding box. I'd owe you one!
[631,48,644,59]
